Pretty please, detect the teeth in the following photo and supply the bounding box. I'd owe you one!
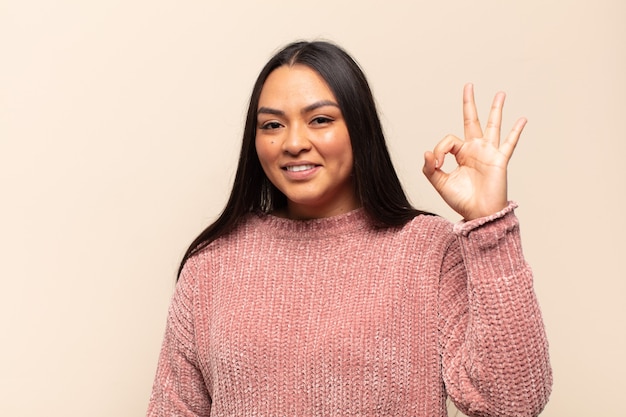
[285,165,315,172]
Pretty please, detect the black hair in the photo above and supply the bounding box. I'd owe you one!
[178,40,433,278]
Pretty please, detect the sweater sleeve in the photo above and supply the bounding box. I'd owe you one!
[438,202,552,417]
[146,259,211,417]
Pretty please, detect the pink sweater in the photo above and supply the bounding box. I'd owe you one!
[147,203,552,416]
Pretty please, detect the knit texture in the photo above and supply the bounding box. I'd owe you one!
[147,203,552,417]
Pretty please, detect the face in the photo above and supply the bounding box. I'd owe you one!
[255,64,360,219]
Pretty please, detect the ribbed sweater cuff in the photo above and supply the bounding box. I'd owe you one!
[452,202,526,279]
[453,201,518,237]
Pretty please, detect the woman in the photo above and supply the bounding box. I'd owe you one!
[147,41,552,417]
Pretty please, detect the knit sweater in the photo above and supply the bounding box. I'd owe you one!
[147,202,552,417]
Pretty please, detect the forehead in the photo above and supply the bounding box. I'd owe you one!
[258,64,337,107]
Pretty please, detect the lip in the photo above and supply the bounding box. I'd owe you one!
[280,161,321,180]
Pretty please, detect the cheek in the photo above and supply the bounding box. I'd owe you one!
[319,130,353,164]
[255,138,280,178]
[255,138,272,164]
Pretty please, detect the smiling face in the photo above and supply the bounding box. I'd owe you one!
[255,64,360,220]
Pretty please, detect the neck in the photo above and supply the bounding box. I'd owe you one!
[278,198,362,220]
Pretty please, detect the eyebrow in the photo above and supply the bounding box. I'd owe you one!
[257,100,340,117]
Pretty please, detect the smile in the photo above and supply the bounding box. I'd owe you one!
[284,164,317,172]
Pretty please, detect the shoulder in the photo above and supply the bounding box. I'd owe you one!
[356,213,458,262]
[179,213,264,276]
[409,212,453,231]
[400,213,456,244]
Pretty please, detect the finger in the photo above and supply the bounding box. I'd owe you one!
[422,134,464,186]
[463,83,483,140]
[422,150,448,187]
[484,91,506,146]
[499,117,527,159]
[422,150,438,177]
[432,134,464,167]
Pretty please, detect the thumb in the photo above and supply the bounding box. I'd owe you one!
[422,150,444,186]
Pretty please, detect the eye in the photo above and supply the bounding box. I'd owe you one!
[259,121,283,130]
[310,116,333,126]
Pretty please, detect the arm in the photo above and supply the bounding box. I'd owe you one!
[421,80,550,417]
[147,259,211,417]
[438,203,552,417]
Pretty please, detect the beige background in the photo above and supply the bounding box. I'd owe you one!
[1,1,624,416]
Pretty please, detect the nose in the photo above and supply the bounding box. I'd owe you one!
[282,123,311,155]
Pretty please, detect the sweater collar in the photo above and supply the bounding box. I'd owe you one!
[251,208,371,239]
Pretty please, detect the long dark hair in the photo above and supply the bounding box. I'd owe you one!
[178,40,433,277]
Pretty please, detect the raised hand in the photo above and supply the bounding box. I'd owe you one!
[422,83,526,221]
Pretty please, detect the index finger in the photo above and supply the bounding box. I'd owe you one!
[463,83,483,140]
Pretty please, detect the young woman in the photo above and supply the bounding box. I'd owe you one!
[147,41,552,417]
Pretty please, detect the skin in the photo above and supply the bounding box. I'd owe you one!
[257,64,524,222]
[255,64,360,220]
[423,83,526,221]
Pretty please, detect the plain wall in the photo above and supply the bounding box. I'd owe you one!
[1,1,624,416]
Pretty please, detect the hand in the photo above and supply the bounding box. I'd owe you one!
[422,83,526,220]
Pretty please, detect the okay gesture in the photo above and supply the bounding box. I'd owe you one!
[423,83,527,221]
